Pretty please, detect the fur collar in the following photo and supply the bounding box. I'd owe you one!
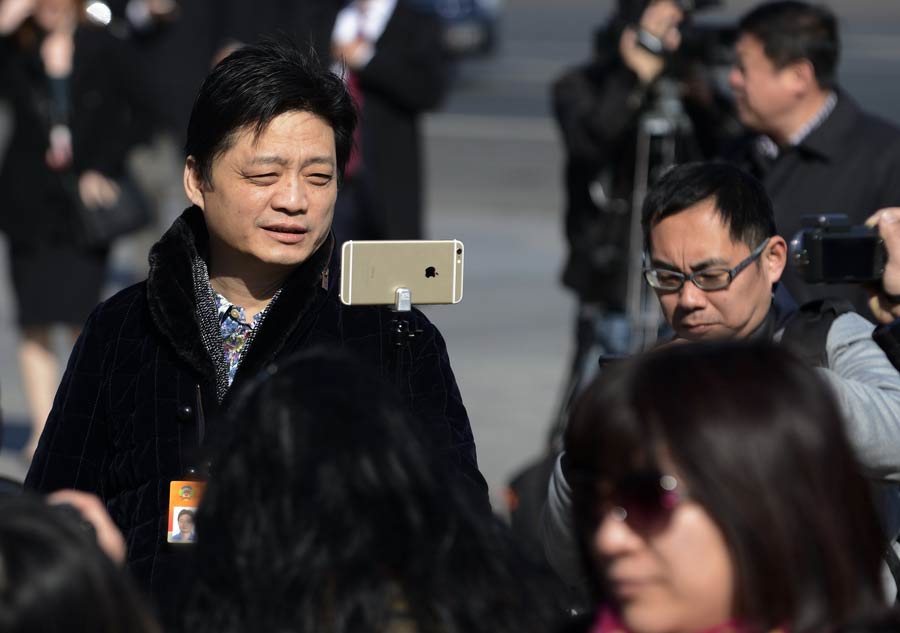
[146,205,333,388]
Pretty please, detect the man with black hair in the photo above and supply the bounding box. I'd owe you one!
[542,162,900,597]
[729,0,900,309]
[25,39,487,625]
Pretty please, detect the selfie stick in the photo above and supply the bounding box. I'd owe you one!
[389,287,419,385]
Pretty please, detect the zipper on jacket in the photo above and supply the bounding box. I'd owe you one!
[195,383,206,446]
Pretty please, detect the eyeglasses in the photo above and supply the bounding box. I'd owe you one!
[644,238,770,292]
[586,469,684,534]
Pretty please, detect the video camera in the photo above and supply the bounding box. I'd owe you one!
[676,0,721,10]
[634,0,736,77]
[789,214,886,284]
[637,0,737,94]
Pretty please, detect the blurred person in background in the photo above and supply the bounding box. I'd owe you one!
[104,0,343,234]
[217,0,343,61]
[0,0,148,461]
[183,348,563,633]
[551,0,739,421]
[0,492,160,633]
[331,0,448,242]
[563,341,889,633]
[729,1,900,311]
[530,0,736,563]
[103,0,225,233]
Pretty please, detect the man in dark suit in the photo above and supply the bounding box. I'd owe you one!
[219,0,344,60]
[332,0,448,241]
[729,1,900,309]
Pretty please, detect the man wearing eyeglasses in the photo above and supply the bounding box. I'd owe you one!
[542,161,900,599]
[641,163,792,344]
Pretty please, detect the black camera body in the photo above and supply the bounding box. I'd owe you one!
[634,0,735,73]
[789,214,886,284]
[676,0,722,10]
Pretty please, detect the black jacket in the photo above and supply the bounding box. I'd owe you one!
[0,23,147,244]
[25,206,487,622]
[354,1,447,240]
[218,0,343,60]
[103,0,342,137]
[552,23,736,308]
[741,92,900,310]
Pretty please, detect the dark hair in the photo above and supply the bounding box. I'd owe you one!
[0,494,160,633]
[615,0,654,25]
[738,1,839,89]
[184,38,357,186]
[565,341,886,633]
[641,161,776,253]
[177,509,194,521]
[183,348,561,633]
[837,609,900,633]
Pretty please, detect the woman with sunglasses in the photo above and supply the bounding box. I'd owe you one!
[564,341,889,633]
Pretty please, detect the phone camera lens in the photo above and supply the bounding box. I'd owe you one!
[456,248,462,255]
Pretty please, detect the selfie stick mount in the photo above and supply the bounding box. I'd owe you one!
[389,287,420,384]
[394,287,411,312]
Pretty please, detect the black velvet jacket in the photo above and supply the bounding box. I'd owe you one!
[26,207,487,621]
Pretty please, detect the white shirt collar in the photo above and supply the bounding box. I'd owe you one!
[756,91,838,160]
[332,0,397,45]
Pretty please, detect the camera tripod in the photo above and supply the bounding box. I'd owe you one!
[625,77,695,353]
[548,78,696,449]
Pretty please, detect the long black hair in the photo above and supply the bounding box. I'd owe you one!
[183,348,561,633]
[0,494,160,633]
[565,341,886,633]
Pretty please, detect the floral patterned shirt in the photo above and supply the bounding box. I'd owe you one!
[214,292,263,386]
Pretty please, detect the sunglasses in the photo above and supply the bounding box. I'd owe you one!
[574,468,684,534]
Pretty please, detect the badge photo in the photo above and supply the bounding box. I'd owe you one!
[167,480,206,544]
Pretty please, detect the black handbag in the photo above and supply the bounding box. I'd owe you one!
[26,70,152,248]
[69,173,152,247]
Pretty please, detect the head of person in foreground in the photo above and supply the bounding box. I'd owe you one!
[565,341,886,633]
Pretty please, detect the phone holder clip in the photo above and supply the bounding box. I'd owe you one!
[394,287,412,312]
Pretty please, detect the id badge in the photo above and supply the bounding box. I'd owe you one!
[167,480,206,544]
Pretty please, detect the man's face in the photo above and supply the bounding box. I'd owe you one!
[728,34,800,136]
[185,111,337,276]
[648,197,784,341]
[641,0,685,51]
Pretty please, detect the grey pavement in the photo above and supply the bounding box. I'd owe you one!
[4,0,900,510]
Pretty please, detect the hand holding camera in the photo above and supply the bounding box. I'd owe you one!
[865,208,900,324]
[620,0,685,85]
[788,211,900,324]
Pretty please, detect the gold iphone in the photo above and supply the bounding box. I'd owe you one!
[340,240,464,306]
